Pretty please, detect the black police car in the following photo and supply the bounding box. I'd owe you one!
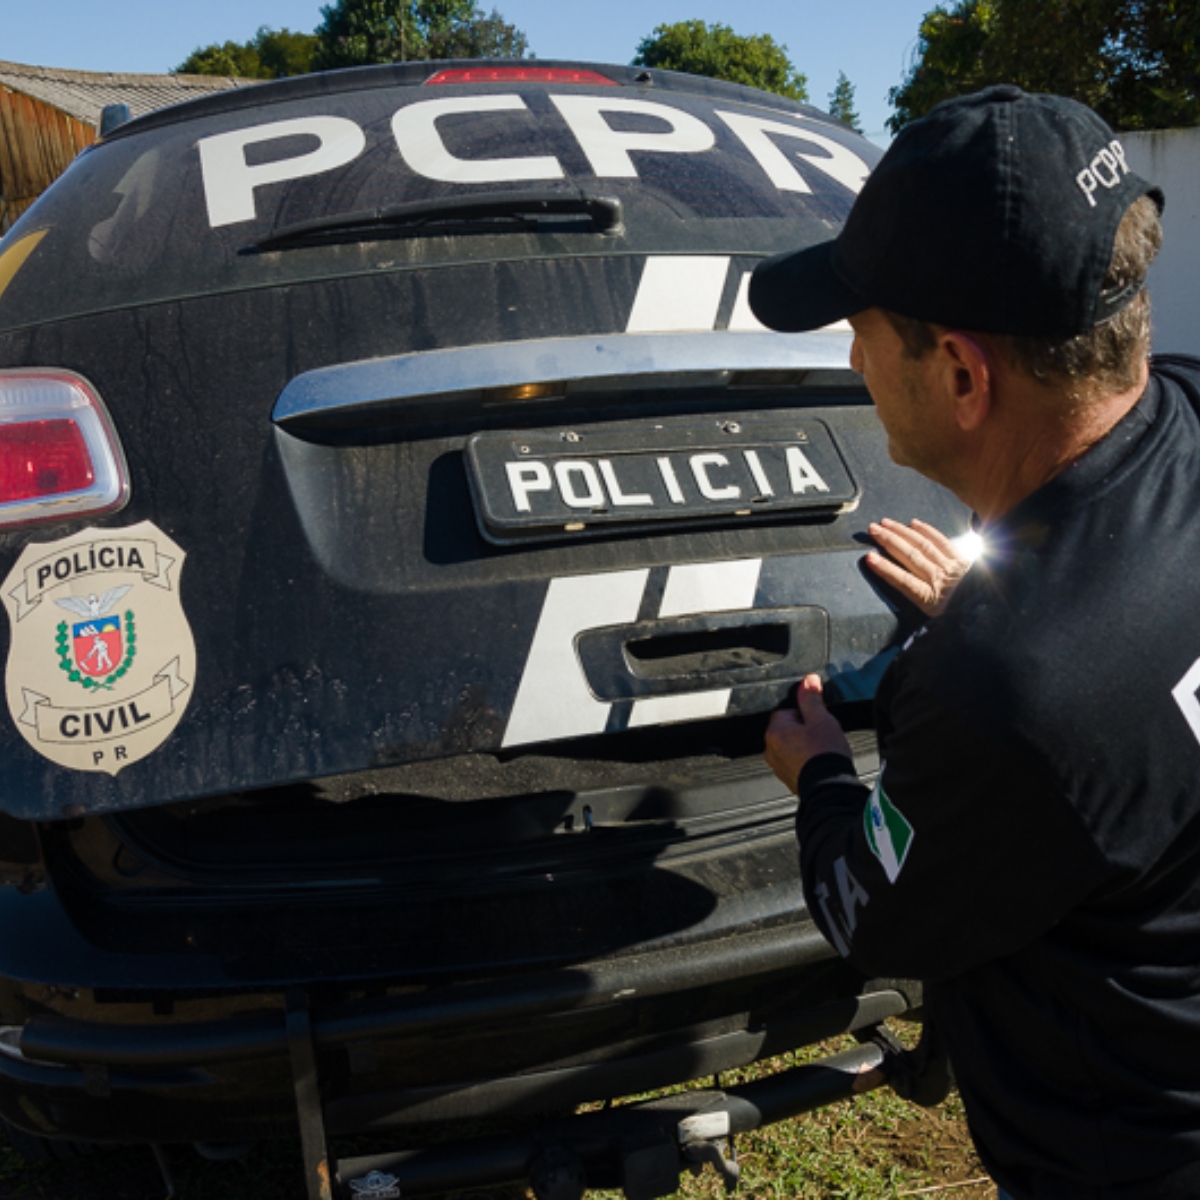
[0,61,962,1198]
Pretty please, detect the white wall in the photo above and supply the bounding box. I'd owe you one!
[1123,128,1200,356]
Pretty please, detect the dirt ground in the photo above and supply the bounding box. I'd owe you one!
[859,1103,991,1197]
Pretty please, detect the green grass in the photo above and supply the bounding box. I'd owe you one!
[587,1038,988,1200]
[0,1035,989,1200]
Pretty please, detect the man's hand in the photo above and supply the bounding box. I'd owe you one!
[865,518,972,617]
[764,674,853,793]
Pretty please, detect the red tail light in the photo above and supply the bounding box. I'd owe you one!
[0,419,94,501]
[424,67,618,86]
[0,371,129,529]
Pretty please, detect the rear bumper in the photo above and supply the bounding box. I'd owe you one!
[0,923,912,1145]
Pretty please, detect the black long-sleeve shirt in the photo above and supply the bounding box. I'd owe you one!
[797,357,1200,1200]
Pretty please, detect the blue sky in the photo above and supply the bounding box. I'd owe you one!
[2,1,937,143]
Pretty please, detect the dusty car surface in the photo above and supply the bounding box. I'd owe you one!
[0,60,962,1198]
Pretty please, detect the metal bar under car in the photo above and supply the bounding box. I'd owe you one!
[277,1000,948,1200]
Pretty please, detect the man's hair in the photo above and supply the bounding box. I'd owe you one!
[884,196,1163,400]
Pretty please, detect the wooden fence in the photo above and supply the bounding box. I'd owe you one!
[0,84,95,234]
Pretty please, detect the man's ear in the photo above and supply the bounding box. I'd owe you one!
[936,331,992,433]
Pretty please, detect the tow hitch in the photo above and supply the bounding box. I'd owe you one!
[285,990,949,1200]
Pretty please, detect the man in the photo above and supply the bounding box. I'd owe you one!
[752,85,1200,1199]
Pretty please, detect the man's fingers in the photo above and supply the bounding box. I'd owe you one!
[796,673,827,720]
[865,518,972,618]
[764,707,804,783]
[865,549,936,608]
[910,518,963,559]
[873,518,956,573]
[879,518,971,575]
[764,674,853,790]
[870,523,940,576]
[797,674,850,739]
[766,706,803,736]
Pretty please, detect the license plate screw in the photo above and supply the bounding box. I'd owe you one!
[518,444,531,454]
[721,421,742,434]
[561,431,581,443]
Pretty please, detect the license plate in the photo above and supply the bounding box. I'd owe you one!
[465,413,859,543]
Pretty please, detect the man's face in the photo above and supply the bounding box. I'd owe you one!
[848,308,955,482]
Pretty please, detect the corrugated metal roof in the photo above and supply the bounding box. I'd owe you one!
[0,59,254,128]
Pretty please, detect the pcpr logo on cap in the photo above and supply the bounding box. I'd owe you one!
[1076,139,1130,208]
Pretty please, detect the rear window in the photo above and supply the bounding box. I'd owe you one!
[0,70,878,333]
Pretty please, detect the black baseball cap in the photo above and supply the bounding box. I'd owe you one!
[750,85,1163,338]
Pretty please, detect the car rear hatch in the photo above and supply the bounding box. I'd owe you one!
[0,62,965,824]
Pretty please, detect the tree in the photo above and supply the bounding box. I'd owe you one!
[256,28,322,77]
[889,0,1200,132]
[313,0,527,70]
[176,27,317,78]
[632,20,808,102]
[426,7,528,58]
[177,40,263,78]
[828,71,863,131]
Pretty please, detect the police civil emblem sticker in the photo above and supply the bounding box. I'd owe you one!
[2,521,196,776]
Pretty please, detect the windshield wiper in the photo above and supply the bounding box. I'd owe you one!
[251,189,624,251]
